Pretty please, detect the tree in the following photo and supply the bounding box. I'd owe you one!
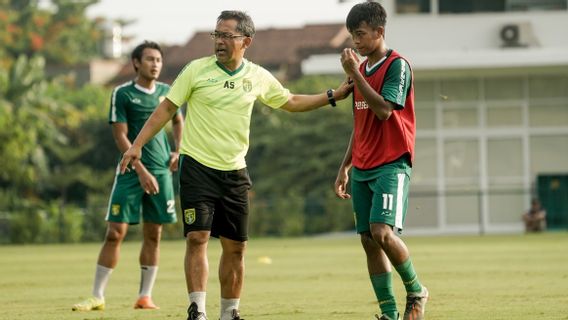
[0,55,57,192]
[247,75,355,234]
[0,52,116,243]
[0,0,101,67]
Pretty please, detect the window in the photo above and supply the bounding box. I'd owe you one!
[529,103,568,127]
[395,0,431,13]
[488,191,525,223]
[443,106,479,128]
[444,139,480,183]
[414,80,436,102]
[530,135,568,176]
[529,75,568,100]
[439,0,506,13]
[507,0,567,11]
[446,194,480,224]
[413,138,438,183]
[484,77,524,100]
[438,0,566,13]
[416,103,436,130]
[486,104,523,127]
[487,138,523,180]
[440,79,479,101]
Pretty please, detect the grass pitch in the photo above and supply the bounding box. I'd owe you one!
[0,232,567,320]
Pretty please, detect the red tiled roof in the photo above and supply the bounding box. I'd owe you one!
[110,23,352,85]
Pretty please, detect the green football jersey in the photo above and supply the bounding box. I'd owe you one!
[109,81,172,173]
[167,55,290,171]
[364,52,412,109]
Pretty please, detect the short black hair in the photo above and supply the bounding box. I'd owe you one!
[346,1,387,32]
[131,40,163,72]
[217,10,255,37]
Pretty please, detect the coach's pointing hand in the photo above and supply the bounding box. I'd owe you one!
[119,145,142,174]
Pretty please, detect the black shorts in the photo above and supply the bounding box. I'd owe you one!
[179,155,252,241]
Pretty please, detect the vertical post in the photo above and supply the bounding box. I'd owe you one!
[435,80,446,233]
[431,0,439,15]
[478,77,488,235]
[478,190,485,235]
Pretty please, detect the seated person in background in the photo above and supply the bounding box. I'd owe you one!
[523,198,547,232]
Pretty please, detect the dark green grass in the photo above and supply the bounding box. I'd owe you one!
[1,232,567,319]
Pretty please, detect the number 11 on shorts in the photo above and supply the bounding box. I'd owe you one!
[382,193,394,211]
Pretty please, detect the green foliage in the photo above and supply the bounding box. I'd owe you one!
[0,52,116,243]
[247,75,355,235]
[0,55,57,191]
[249,193,306,236]
[0,54,113,196]
[79,194,109,242]
[6,200,84,244]
[1,65,357,242]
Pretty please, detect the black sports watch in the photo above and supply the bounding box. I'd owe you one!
[327,89,336,107]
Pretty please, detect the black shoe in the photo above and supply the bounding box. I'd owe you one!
[187,302,208,320]
[231,309,244,320]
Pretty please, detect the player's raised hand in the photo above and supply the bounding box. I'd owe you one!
[119,146,142,174]
[340,48,360,77]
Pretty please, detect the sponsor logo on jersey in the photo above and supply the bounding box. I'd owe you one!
[132,98,142,104]
[355,100,369,110]
[111,204,120,215]
[242,79,252,92]
[184,208,196,225]
[396,60,406,105]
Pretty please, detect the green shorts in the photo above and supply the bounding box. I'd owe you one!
[106,169,177,225]
[351,156,411,234]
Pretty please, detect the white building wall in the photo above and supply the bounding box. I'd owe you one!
[303,5,568,73]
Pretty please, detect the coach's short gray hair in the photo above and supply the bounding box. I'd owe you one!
[217,10,256,37]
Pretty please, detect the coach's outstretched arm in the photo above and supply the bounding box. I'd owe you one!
[280,78,353,112]
[119,98,178,174]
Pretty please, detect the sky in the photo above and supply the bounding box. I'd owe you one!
[87,0,357,47]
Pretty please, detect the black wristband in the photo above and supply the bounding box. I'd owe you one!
[327,89,336,107]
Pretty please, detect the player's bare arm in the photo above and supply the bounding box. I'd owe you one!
[119,98,179,174]
[280,78,354,112]
[169,112,184,172]
[341,48,395,120]
[334,129,354,199]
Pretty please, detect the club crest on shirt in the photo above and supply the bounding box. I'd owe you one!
[242,79,252,92]
[111,204,120,215]
[184,208,196,225]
